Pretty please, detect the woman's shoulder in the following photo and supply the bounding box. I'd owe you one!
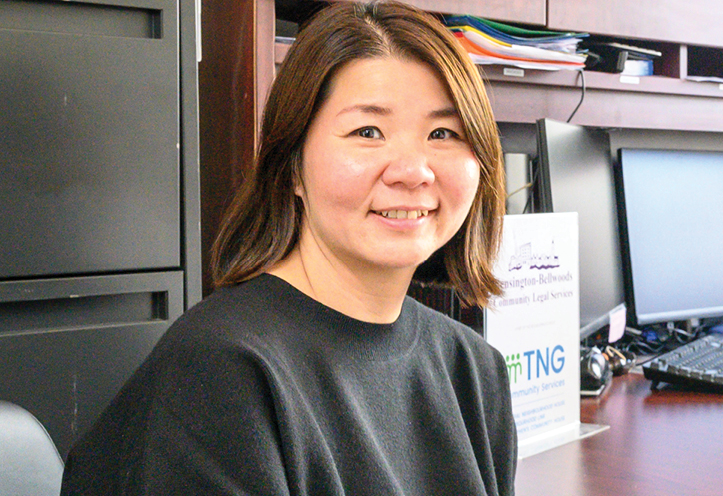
[407,296,491,346]
[172,274,297,333]
[62,278,294,492]
[406,296,507,372]
[151,274,307,369]
[116,275,304,413]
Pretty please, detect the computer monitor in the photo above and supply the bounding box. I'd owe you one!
[535,119,626,339]
[616,148,723,327]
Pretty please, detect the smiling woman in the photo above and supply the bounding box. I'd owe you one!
[60,2,517,495]
[269,56,482,323]
[212,0,506,311]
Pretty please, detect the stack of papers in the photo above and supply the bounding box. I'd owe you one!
[444,16,588,71]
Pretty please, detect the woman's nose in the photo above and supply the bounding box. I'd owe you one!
[381,142,435,189]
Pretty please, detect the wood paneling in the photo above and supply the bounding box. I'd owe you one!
[198,0,257,295]
[478,64,723,99]
[486,77,723,132]
[329,0,546,24]
[548,0,723,47]
[398,0,546,25]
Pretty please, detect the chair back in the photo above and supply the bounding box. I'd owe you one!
[0,401,64,496]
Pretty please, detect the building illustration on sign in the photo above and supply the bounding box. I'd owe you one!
[508,240,560,271]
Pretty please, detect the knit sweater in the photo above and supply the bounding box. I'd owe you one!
[61,274,517,495]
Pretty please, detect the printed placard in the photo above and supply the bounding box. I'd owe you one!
[485,213,581,452]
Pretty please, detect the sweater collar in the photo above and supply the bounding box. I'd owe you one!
[259,273,421,362]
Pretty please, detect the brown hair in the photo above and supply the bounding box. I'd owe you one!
[211,1,505,307]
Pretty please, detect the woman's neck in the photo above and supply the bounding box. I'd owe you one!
[267,246,414,324]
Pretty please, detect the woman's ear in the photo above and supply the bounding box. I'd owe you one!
[289,145,304,200]
[293,173,305,198]
[292,153,305,198]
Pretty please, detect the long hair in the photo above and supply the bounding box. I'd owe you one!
[211,1,505,307]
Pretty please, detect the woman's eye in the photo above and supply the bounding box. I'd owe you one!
[429,128,459,140]
[354,127,383,139]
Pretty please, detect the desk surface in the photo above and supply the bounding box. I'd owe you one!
[515,371,723,496]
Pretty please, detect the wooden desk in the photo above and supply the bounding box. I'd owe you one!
[515,371,723,496]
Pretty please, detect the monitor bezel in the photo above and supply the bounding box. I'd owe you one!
[615,147,723,327]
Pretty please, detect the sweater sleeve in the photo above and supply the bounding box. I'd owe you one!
[61,333,292,496]
[146,338,292,495]
[485,345,518,496]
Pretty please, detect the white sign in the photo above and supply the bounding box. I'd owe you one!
[486,213,604,458]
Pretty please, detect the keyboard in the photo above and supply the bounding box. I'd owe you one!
[643,333,723,392]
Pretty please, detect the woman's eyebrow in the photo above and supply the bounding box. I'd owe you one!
[335,104,458,119]
[428,107,459,119]
[336,104,391,117]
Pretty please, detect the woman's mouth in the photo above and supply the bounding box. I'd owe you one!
[376,209,430,220]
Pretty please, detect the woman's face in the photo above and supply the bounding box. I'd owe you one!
[296,56,480,277]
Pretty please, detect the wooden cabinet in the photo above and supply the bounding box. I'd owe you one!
[197,0,258,294]
[483,66,723,130]
[485,0,723,129]
[379,0,546,25]
[548,0,723,47]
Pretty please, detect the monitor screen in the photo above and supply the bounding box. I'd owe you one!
[535,119,626,339]
[617,148,723,326]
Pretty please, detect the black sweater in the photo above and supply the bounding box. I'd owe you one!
[61,274,517,495]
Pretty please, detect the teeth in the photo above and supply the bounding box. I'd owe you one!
[379,210,429,219]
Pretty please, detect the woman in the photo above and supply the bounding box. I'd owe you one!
[61,2,517,494]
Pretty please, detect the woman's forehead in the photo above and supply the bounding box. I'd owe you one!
[322,57,455,110]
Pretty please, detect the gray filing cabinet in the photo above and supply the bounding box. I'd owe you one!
[0,0,201,458]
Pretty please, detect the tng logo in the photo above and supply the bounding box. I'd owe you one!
[506,345,565,384]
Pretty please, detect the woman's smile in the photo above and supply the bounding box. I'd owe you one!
[374,209,430,220]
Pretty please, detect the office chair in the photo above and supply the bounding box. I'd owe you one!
[0,401,64,496]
